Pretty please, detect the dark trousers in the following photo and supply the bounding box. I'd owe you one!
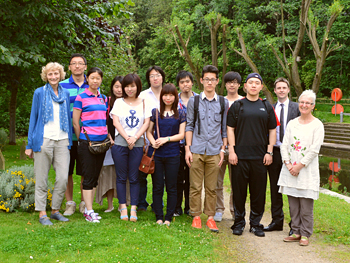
[111,145,143,206]
[175,145,190,213]
[152,155,180,221]
[231,159,267,229]
[267,147,284,226]
[78,140,105,190]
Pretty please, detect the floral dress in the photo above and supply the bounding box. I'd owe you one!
[278,117,324,200]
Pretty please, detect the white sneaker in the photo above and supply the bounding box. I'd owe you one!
[214,212,223,222]
[63,201,76,216]
[84,212,100,223]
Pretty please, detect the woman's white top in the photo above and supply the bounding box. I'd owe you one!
[110,98,152,147]
[43,100,69,140]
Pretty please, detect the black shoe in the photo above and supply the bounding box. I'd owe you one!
[288,221,293,236]
[263,222,283,232]
[249,226,265,237]
[232,226,244,236]
[174,209,183,217]
[184,209,190,215]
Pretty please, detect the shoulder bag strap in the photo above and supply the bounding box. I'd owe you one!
[82,128,92,144]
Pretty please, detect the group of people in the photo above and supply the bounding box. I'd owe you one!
[26,53,324,246]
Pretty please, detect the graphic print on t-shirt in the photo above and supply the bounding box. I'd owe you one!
[126,110,140,128]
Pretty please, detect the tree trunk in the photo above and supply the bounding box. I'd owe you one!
[209,14,221,68]
[306,4,343,94]
[234,28,274,104]
[9,80,18,145]
[219,24,228,95]
[173,25,203,90]
[269,0,312,97]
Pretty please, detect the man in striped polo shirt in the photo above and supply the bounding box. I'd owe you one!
[60,53,89,216]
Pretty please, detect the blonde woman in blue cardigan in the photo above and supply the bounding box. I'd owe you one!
[26,62,72,226]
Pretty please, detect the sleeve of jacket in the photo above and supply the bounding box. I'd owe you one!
[66,89,73,149]
[185,97,195,132]
[26,89,40,150]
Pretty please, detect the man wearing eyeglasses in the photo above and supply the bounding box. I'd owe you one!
[185,65,229,232]
[137,66,165,212]
[60,53,89,216]
[214,71,243,223]
[227,73,277,237]
[264,77,300,232]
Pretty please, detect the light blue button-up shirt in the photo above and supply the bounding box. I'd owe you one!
[185,92,228,155]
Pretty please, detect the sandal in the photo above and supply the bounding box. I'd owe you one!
[299,236,309,246]
[130,208,138,222]
[119,207,128,221]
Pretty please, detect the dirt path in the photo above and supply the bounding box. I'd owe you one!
[216,189,336,263]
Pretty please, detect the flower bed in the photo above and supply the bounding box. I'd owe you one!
[0,165,53,212]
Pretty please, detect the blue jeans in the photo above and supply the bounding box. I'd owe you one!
[111,145,143,206]
[152,155,180,221]
[138,170,149,209]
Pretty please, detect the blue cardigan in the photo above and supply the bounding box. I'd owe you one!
[26,86,73,152]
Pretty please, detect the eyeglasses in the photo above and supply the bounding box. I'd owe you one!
[203,78,218,83]
[150,74,162,79]
[226,80,239,85]
[299,101,314,105]
[70,62,86,66]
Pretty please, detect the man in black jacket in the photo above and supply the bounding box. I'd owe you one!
[264,77,300,232]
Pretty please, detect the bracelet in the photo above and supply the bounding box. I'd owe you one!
[168,137,171,142]
[134,135,138,140]
[220,149,226,153]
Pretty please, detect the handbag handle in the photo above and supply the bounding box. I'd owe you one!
[83,128,92,145]
[142,103,160,156]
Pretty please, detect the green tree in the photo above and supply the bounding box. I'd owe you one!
[0,0,134,144]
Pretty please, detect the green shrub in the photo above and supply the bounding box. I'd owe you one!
[0,128,7,151]
[0,165,53,212]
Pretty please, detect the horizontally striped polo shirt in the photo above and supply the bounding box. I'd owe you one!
[73,88,108,142]
[60,75,89,141]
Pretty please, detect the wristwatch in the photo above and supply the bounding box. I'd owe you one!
[285,161,291,165]
[267,151,273,156]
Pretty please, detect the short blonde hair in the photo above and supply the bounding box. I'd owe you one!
[41,62,66,82]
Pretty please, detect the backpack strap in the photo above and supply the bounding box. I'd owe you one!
[218,95,225,124]
[234,99,243,121]
[261,98,271,122]
[193,95,200,135]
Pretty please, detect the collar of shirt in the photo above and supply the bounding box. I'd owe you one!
[163,110,174,117]
[276,98,289,108]
[69,75,88,86]
[85,88,101,97]
[201,92,218,101]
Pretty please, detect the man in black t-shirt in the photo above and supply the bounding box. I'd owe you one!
[227,73,277,237]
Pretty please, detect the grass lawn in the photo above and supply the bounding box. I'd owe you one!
[0,143,230,263]
[1,140,350,262]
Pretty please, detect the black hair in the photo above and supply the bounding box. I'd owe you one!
[145,66,165,88]
[122,74,142,98]
[160,83,179,119]
[176,70,194,86]
[201,65,219,78]
[223,71,242,84]
[86,67,103,79]
[69,53,87,65]
[110,76,123,109]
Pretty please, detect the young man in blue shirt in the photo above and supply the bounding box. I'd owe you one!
[60,53,89,216]
[185,65,228,232]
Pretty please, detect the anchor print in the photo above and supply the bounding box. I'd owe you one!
[126,110,139,128]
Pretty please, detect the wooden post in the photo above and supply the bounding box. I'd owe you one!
[20,140,26,160]
[0,150,5,170]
